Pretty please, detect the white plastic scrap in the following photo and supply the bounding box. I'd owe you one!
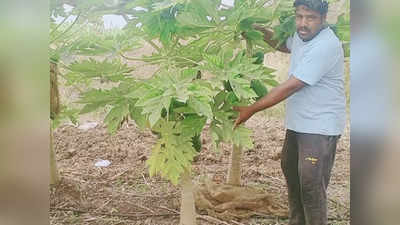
[78,122,98,131]
[95,160,111,167]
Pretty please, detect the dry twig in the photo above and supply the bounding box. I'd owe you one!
[50,207,178,220]
[197,215,231,225]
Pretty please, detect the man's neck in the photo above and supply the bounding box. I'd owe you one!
[302,24,328,42]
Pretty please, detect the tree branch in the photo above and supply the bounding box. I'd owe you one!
[50,12,82,44]
[50,15,70,36]
[146,40,161,52]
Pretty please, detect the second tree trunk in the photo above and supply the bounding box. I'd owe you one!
[227,145,242,186]
[179,169,196,225]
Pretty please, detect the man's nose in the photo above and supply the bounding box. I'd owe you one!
[298,17,308,28]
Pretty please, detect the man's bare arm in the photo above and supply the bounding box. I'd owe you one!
[253,25,291,53]
[233,76,305,127]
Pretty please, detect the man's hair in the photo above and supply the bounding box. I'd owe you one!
[294,0,329,15]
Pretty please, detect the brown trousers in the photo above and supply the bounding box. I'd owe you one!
[281,129,340,225]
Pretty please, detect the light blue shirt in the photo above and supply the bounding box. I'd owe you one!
[285,27,346,135]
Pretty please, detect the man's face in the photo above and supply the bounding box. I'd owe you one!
[295,5,326,41]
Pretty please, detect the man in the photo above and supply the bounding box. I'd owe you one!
[233,0,346,225]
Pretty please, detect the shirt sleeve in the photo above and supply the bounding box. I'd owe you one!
[292,42,340,86]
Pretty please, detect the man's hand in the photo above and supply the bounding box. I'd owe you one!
[233,106,255,129]
[232,76,305,130]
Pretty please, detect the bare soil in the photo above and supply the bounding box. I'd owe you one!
[50,114,349,225]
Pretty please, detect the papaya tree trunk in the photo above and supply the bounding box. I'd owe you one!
[50,127,60,185]
[227,145,242,186]
[50,61,60,185]
[50,61,60,119]
[179,169,196,225]
[226,36,252,186]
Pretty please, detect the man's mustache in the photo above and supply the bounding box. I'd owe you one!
[297,27,310,33]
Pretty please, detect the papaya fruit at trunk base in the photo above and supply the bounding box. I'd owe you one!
[223,73,243,92]
[160,99,187,118]
[252,51,264,65]
[171,99,186,109]
[250,79,268,100]
[161,108,168,118]
[196,70,202,79]
[223,80,233,92]
[191,134,202,152]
